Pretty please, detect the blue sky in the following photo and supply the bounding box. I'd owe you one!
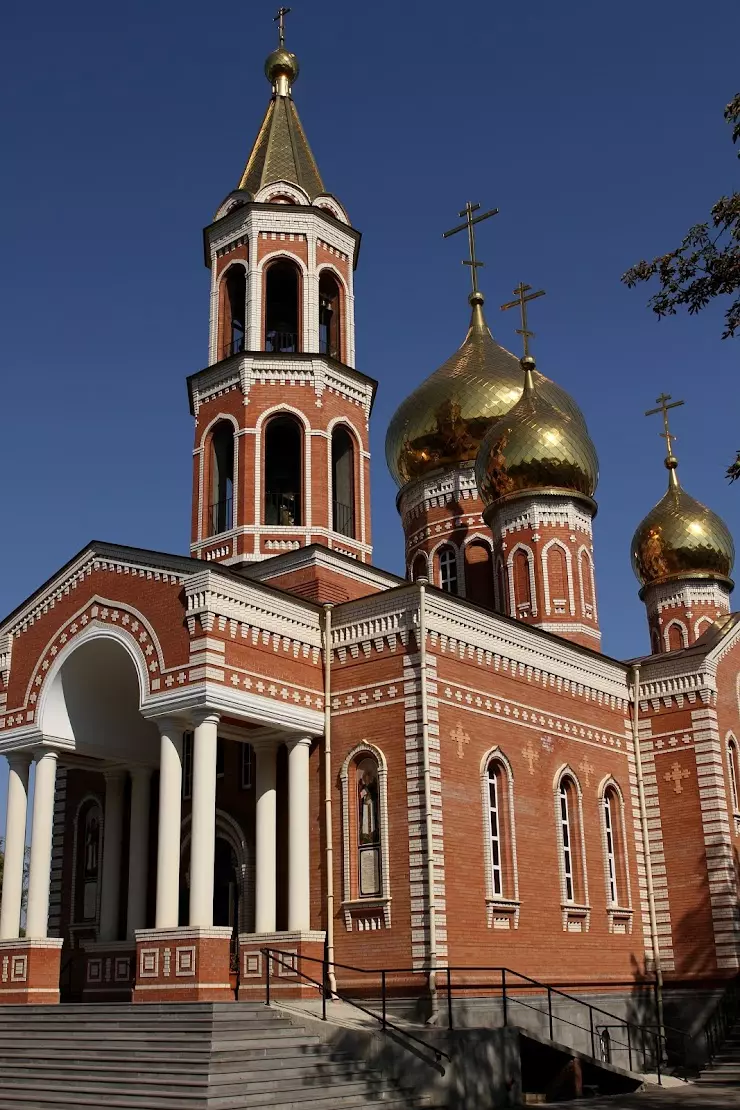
[1,0,738,673]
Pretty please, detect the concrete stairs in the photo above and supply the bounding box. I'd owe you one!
[696,1023,740,1087]
[0,1003,441,1110]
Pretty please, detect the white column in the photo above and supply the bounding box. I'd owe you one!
[26,749,58,939]
[0,753,31,939]
[99,770,126,942]
[288,738,312,931]
[155,719,183,929]
[189,712,220,928]
[254,742,277,934]
[126,768,152,939]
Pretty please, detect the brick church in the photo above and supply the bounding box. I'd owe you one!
[0,17,738,1031]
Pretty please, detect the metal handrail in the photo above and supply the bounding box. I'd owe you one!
[261,947,449,1073]
[261,951,690,1084]
[703,973,740,1062]
[265,330,298,353]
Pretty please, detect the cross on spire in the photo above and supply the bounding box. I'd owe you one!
[500,282,546,358]
[274,6,291,46]
[443,202,499,297]
[645,392,684,461]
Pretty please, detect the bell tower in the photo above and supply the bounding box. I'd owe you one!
[187,13,374,567]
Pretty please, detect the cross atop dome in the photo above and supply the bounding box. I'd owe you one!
[443,201,498,302]
[274,6,291,47]
[645,392,684,488]
[500,282,546,360]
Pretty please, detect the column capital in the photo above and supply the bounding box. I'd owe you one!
[152,715,188,739]
[32,747,58,765]
[190,709,221,729]
[7,751,32,773]
[285,736,313,752]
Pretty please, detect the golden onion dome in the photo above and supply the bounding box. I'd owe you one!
[475,355,599,510]
[265,46,300,86]
[631,460,734,589]
[385,292,587,488]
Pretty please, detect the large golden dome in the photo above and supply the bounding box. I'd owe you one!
[631,463,734,589]
[475,356,598,510]
[385,293,586,488]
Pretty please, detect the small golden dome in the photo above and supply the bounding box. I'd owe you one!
[385,294,586,488]
[631,463,734,589]
[265,47,299,86]
[475,356,598,509]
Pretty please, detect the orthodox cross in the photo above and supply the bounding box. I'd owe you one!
[578,756,595,787]
[522,738,539,775]
[500,282,546,359]
[450,723,470,760]
[645,392,684,459]
[443,202,499,296]
[664,761,690,795]
[274,6,291,46]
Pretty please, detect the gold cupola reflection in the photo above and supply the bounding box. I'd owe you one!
[474,354,599,513]
[385,291,587,488]
[631,457,734,590]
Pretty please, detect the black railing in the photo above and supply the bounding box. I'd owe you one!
[265,330,298,353]
[262,948,448,1074]
[260,951,692,1084]
[221,335,245,358]
[265,491,301,527]
[704,974,740,1062]
[210,498,233,536]
[332,500,354,538]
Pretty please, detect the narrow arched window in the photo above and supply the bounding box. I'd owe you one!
[666,621,686,652]
[265,260,300,352]
[556,774,586,908]
[220,266,246,358]
[728,738,740,814]
[481,752,519,927]
[603,787,622,905]
[264,415,302,526]
[331,426,355,537]
[438,546,458,595]
[496,559,508,615]
[650,627,661,654]
[357,756,381,897]
[209,422,234,535]
[465,541,495,609]
[319,271,341,360]
[580,550,594,617]
[547,544,569,615]
[487,760,505,896]
[410,553,428,582]
[76,800,102,922]
[513,549,532,615]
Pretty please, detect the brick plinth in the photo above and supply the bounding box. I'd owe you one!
[133,927,233,1003]
[0,938,63,1004]
[81,942,135,1002]
[238,930,327,1001]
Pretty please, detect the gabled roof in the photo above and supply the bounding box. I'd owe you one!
[238,94,324,201]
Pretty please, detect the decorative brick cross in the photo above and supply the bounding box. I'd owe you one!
[522,738,539,774]
[664,761,690,794]
[579,757,595,786]
[450,723,470,759]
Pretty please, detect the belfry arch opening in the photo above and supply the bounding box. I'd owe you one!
[319,271,342,360]
[264,260,300,353]
[331,426,355,538]
[220,265,246,359]
[209,422,235,536]
[264,414,303,526]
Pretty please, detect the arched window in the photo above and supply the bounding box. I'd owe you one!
[465,541,495,609]
[728,736,740,815]
[480,751,519,928]
[264,415,302,526]
[76,799,102,922]
[357,756,381,896]
[265,260,300,353]
[410,553,428,582]
[496,558,508,615]
[666,620,687,652]
[340,745,392,930]
[555,772,588,911]
[209,422,235,535]
[319,271,342,360]
[438,546,458,595]
[331,426,355,538]
[602,784,627,906]
[650,626,661,654]
[513,549,533,616]
[220,265,246,358]
[580,549,595,617]
[546,543,569,615]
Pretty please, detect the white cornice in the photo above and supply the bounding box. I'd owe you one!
[184,569,322,651]
[240,546,401,592]
[207,208,357,263]
[140,682,324,736]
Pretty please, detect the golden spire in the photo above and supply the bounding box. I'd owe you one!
[645,392,684,491]
[501,282,546,360]
[443,202,499,321]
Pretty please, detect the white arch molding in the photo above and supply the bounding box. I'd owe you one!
[479,746,520,929]
[254,404,313,535]
[197,412,241,543]
[69,792,104,931]
[326,417,366,547]
[694,615,713,640]
[541,538,575,616]
[597,776,633,920]
[428,538,463,597]
[254,181,311,206]
[663,618,689,652]
[577,544,597,622]
[552,765,590,928]
[507,542,538,618]
[339,742,392,930]
[256,249,310,354]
